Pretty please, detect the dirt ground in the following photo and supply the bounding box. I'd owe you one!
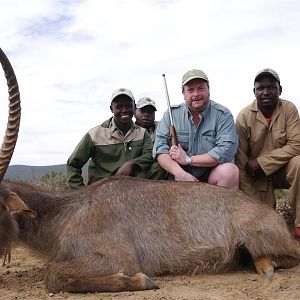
[1,245,300,300]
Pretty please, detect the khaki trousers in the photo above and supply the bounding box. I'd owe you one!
[240,155,300,227]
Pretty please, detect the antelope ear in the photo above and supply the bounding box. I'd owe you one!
[6,192,36,218]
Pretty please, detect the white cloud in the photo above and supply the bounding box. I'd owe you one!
[1,0,300,165]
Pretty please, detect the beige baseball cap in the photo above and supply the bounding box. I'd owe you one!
[136,97,157,111]
[254,68,280,84]
[111,88,135,103]
[182,69,209,86]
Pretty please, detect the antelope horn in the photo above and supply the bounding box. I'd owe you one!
[0,48,21,183]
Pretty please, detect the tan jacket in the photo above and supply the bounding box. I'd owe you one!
[236,98,300,191]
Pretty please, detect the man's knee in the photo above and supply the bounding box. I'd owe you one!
[286,155,300,184]
[216,163,239,179]
[287,155,300,170]
[209,163,239,188]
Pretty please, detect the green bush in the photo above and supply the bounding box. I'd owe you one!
[36,171,68,193]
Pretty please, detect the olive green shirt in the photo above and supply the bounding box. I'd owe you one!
[67,117,155,188]
[135,121,159,142]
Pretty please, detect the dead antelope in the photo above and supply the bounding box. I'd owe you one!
[1,177,300,293]
[0,48,299,294]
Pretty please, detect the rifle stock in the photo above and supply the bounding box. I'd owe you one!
[169,125,178,146]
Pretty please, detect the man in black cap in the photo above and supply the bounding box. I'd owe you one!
[236,68,300,239]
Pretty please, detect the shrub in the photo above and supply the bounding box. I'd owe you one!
[36,171,68,193]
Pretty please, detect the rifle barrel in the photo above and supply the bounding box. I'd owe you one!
[162,74,174,126]
[162,74,178,146]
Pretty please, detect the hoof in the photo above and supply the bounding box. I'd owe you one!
[143,274,159,290]
[265,269,275,281]
[132,273,159,290]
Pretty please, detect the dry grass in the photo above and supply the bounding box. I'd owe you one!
[275,189,294,226]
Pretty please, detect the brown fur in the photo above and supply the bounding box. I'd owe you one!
[0,177,300,293]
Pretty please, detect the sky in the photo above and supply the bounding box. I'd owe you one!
[1,0,300,166]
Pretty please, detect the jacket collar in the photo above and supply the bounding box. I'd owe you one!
[250,98,283,126]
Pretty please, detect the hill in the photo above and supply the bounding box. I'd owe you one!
[5,164,67,182]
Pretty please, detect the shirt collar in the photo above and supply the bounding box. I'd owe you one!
[110,117,135,133]
[251,98,282,112]
[186,101,211,120]
[141,122,156,133]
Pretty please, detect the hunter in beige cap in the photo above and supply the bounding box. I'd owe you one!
[182,69,209,86]
[153,67,239,188]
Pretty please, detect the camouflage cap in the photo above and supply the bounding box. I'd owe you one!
[254,68,280,84]
[182,69,209,86]
[111,88,135,103]
[136,97,157,111]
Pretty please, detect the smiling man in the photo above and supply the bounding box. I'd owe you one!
[236,68,300,238]
[153,69,239,188]
[67,88,159,188]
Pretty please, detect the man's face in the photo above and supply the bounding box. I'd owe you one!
[254,76,282,111]
[134,106,156,129]
[182,79,210,113]
[110,96,135,126]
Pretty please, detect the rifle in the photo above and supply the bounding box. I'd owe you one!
[162,74,178,146]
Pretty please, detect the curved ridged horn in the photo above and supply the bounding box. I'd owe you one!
[0,48,21,183]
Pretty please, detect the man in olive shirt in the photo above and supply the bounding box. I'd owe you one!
[67,88,163,188]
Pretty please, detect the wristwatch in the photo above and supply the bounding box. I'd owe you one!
[185,155,192,165]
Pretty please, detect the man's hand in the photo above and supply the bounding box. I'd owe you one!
[115,161,136,176]
[169,144,188,165]
[174,170,198,182]
[245,159,264,177]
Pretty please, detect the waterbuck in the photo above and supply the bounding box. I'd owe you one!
[0,48,299,293]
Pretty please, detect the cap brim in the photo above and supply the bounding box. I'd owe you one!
[182,76,208,86]
[111,94,135,102]
[137,104,157,111]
